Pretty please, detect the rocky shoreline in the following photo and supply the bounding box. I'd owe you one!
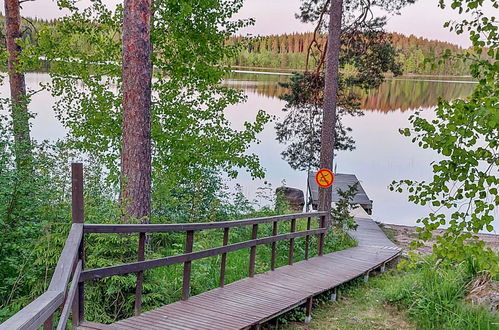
[378,222,499,255]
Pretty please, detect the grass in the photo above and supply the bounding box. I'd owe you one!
[275,271,415,330]
[384,261,498,330]
[275,260,498,330]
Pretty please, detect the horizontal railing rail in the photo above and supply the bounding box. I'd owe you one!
[0,223,83,330]
[83,213,312,233]
[80,222,327,281]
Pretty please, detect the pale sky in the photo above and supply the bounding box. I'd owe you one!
[3,0,497,48]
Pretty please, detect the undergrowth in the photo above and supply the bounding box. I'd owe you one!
[272,257,498,330]
[385,258,498,330]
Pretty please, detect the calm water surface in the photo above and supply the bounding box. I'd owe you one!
[1,72,496,230]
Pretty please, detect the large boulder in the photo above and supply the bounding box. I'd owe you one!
[276,187,305,212]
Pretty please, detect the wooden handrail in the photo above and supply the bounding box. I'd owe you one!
[0,224,83,330]
[80,227,327,282]
[0,292,64,330]
[83,211,328,233]
[48,224,84,292]
[79,211,329,323]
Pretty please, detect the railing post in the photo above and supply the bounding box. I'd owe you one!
[182,230,194,300]
[270,221,278,271]
[305,217,311,260]
[134,232,146,315]
[219,227,229,287]
[288,218,296,265]
[304,297,313,323]
[43,314,53,330]
[71,163,85,327]
[249,224,258,277]
[318,214,326,256]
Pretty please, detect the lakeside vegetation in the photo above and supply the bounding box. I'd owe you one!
[0,0,497,328]
[0,14,471,77]
[227,32,471,76]
[282,259,498,329]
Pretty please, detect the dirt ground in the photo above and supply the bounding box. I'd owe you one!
[378,222,499,255]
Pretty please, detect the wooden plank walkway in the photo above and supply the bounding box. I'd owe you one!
[78,208,401,330]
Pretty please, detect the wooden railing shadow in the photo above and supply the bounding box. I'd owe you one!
[0,163,328,330]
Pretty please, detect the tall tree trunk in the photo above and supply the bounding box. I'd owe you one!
[4,0,31,170]
[318,0,343,213]
[121,0,152,222]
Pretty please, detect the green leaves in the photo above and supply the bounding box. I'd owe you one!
[390,0,499,273]
[41,0,268,186]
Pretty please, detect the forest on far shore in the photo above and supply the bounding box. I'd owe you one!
[0,14,470,77]
[228,32,471,76]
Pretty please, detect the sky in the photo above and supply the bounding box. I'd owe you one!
[2,0,496,48]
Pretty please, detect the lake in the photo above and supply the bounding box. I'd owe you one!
[1,72,496,230]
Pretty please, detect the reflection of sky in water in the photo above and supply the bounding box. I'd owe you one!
[225,80,497,232]
[0,73,65,141]
[224,91,440,227]
[2,73,497,231]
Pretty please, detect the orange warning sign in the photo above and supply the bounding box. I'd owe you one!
[316,169,334,188]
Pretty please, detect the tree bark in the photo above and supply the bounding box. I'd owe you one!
[4,0,31,169]
[121,0,153,222]
[318,0,343,213]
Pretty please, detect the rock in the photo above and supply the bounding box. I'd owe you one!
[276,187,305,212]
[465,275,499,313]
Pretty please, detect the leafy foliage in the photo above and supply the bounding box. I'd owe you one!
[391,0,498,273]
[37,0,269,193]
[331,182,359,230]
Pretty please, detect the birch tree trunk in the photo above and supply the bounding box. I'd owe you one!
[121,0,153,222]
[4,0,31,170]
[318,0,343,213]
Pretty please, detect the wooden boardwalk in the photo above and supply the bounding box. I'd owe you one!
[79,209,400,330]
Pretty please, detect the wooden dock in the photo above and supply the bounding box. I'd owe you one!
[308,173,373,214]
[78,209,400,330]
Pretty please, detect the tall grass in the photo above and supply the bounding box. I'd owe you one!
[384,259,498,329]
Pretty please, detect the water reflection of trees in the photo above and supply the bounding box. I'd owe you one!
[224,76,475,111]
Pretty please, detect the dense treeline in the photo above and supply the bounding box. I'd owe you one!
[0,14,56,43]
[227,32,470,76]
[0,15,469,76]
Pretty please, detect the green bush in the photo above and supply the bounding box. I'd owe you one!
[384,259,498,329]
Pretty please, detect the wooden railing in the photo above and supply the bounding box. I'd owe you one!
[0,164,329,329]
[0,164,85,330]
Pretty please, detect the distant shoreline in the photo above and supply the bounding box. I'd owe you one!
[379,222,498,255]
[230,65,475,79]
[231,67,477,84]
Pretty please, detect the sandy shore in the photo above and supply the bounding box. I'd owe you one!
[377,222,499,254]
